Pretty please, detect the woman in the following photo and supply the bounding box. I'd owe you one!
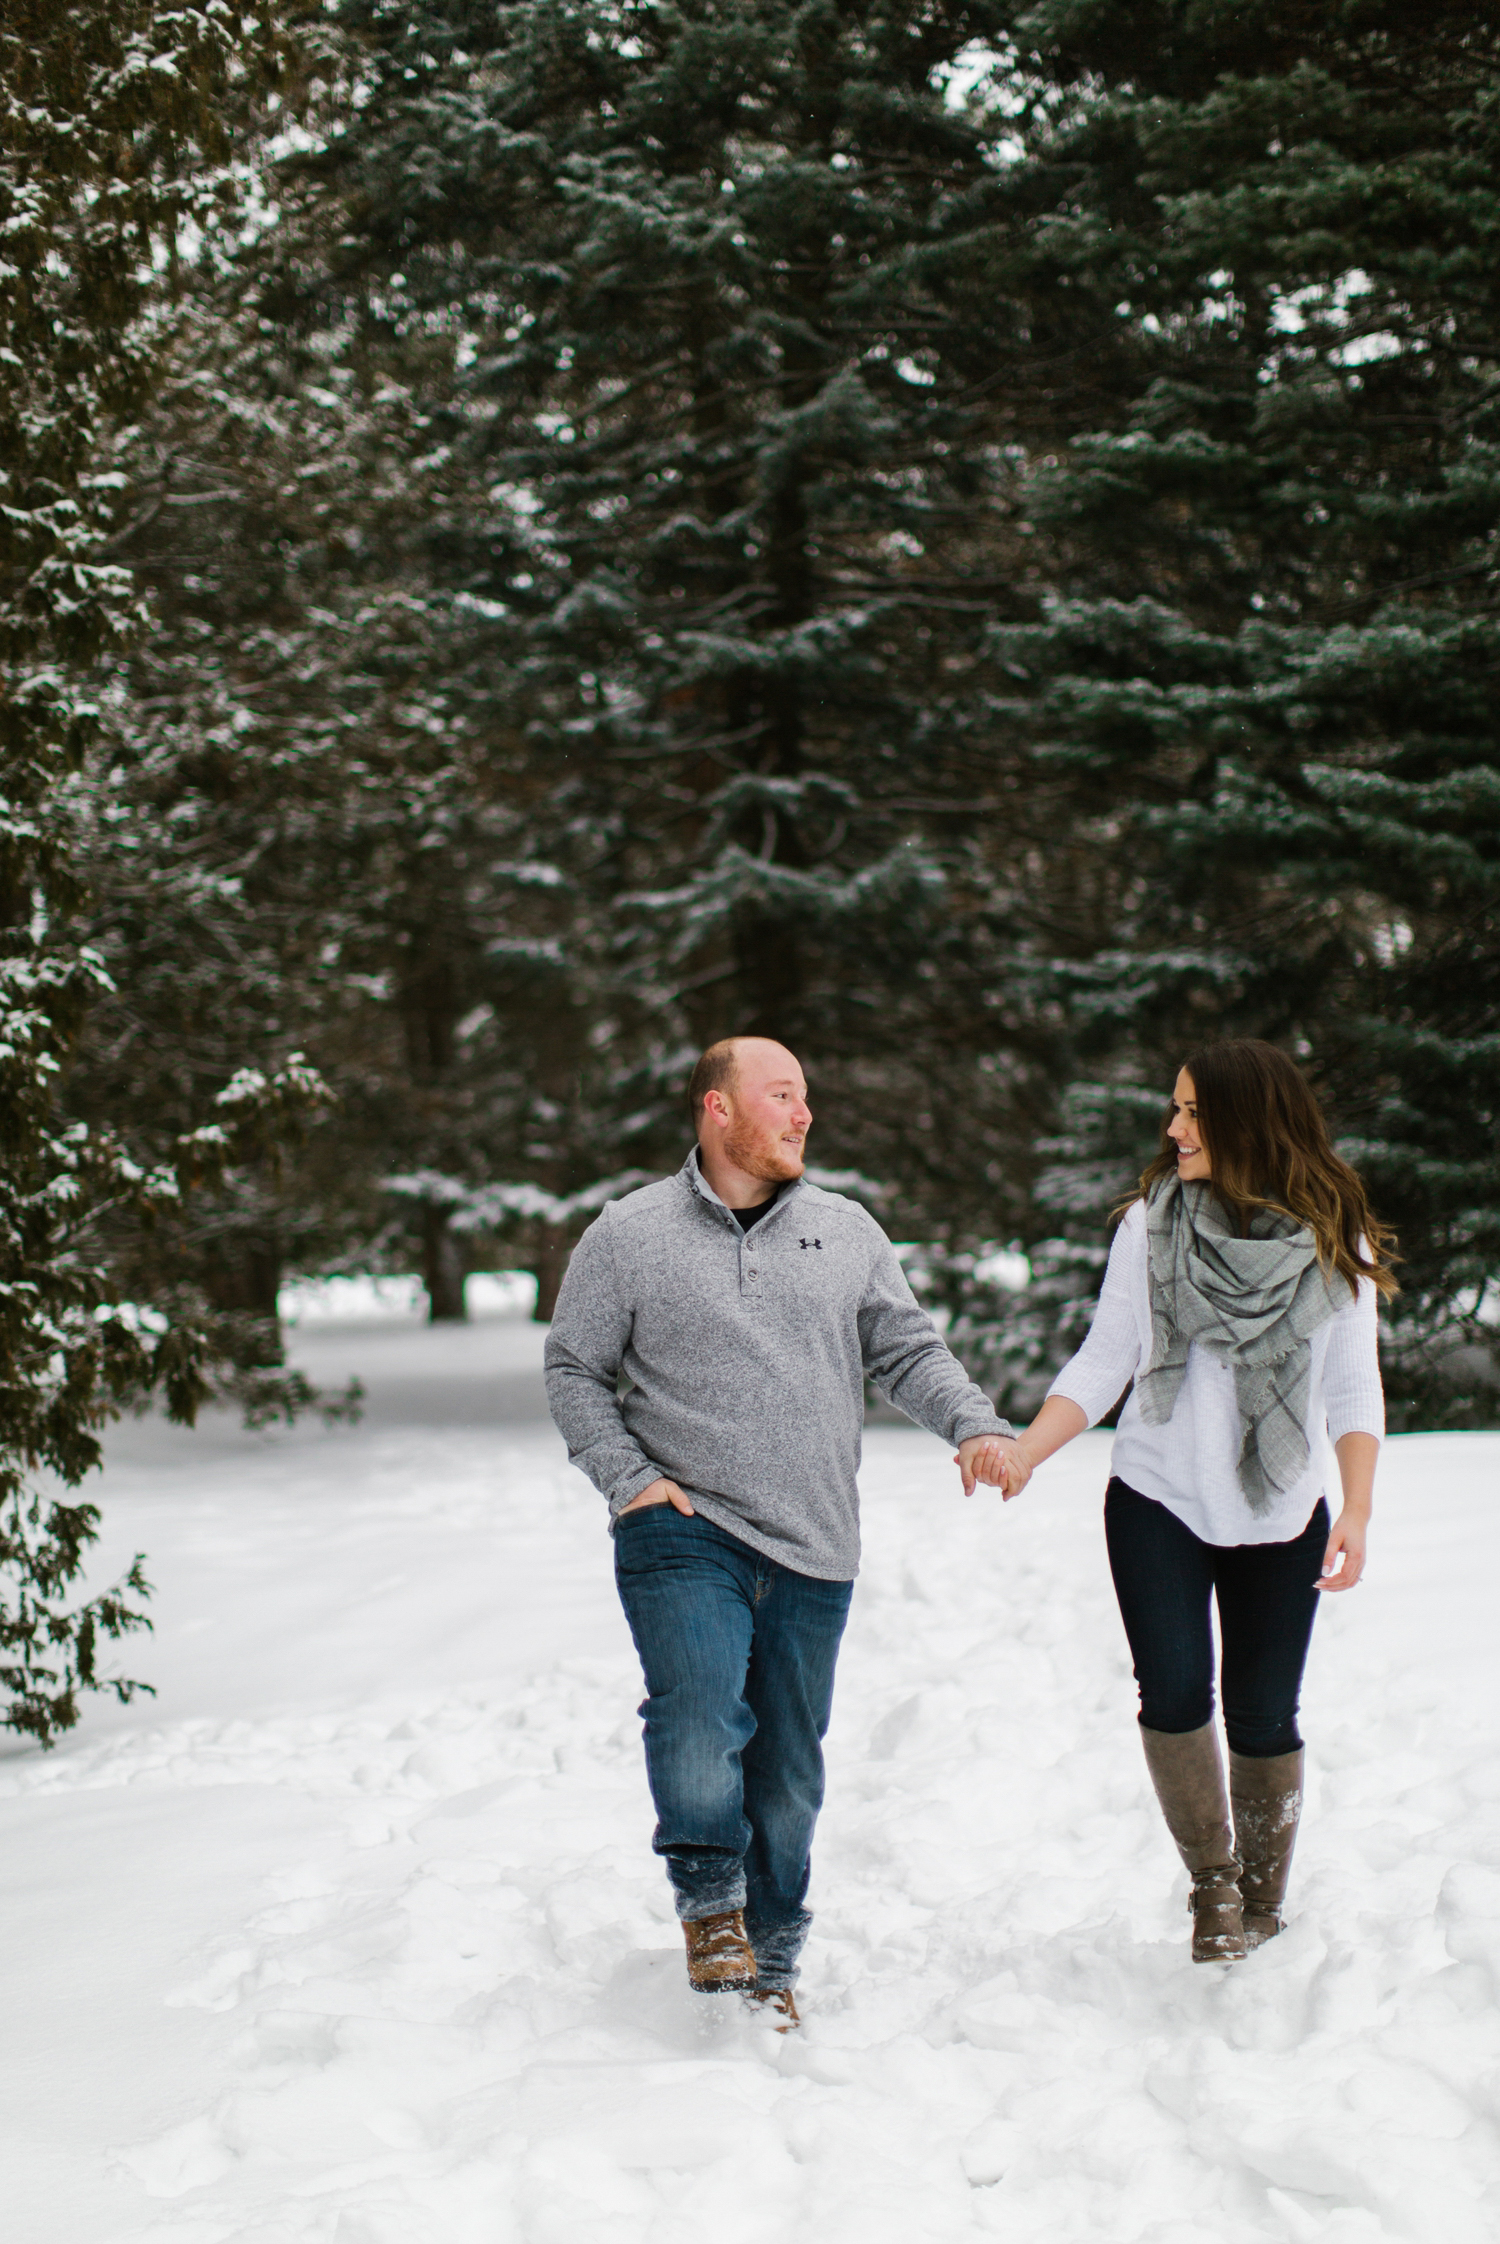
[995,1040,1395,1962]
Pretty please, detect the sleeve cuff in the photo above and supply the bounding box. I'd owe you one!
[952,1410,1016,1444]
[608,1462,667,1516]
[1045,1379,1108,1429]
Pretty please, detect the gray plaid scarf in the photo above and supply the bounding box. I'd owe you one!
[1138,1175,1352,1513]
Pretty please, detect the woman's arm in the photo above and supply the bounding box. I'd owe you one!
[969,1212,1144,1497]
[1319,1264,1383,1590]
[1007,1395,1090,1493]
[1318,1431,1377,1590]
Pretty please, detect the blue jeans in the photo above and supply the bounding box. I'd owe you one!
[613,1505,853,1990]
[1104,1477,1328,1757]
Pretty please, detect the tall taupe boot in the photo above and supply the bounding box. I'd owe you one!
[1140,1724,1247,1963]
[1229,1747,1304,1949]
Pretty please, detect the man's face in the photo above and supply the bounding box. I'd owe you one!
[713,1041,812,1183]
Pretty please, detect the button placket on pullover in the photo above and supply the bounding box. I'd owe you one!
[691,1172,799,1307]
[742,1193,802,1306]
[742,1213,769,1305]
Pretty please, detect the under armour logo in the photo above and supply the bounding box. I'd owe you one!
[800,1238,822,1250]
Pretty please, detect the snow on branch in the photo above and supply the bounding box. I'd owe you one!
[385,1169,659,1231]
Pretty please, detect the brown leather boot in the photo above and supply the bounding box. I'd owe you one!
[1140,1724,1247,1963]
[1230,1747,1304,1949]
[683,1909,758,1993]
[744,1987,800,2032]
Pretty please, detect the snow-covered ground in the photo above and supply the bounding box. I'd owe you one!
[3,1304,1498,2244]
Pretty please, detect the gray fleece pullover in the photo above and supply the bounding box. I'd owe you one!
[543,1149,1012,1579]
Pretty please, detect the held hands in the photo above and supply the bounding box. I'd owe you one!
[618,1477,696,1518]
[953,1401,1083,1505]
[954,1435,1032,1500]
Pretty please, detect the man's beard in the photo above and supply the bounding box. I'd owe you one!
[722,1114,805,1185]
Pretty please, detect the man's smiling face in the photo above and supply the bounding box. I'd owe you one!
[711,1039,812,1185]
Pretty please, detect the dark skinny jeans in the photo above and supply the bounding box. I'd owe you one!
[1104,1477,1328,1758]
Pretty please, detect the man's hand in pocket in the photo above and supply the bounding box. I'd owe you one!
[618,1478,696,1518]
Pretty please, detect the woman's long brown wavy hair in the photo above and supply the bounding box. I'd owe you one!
[1133,1039,1399,1298]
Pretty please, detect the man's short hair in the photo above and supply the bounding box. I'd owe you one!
[688,1037,742,1125]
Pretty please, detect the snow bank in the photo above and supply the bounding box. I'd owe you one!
[1,1319,1496,2243]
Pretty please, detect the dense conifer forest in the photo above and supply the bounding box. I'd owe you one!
[4,0,1497,1734]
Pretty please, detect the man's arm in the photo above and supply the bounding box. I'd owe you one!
[857,1228,1015,1453]
[543,1214,671,1516]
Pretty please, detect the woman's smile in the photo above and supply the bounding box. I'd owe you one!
[1167,1069,1212,1178]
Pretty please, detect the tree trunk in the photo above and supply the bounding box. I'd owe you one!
[422,1204,468,1321]
[201,1236,283,1363]
[532,1224,571,1322]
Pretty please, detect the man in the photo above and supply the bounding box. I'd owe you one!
[544,1036,1025,2027]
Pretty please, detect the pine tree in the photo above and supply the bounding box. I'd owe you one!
[210,0,1140,1296]
[79,325,507,1320]
[86,249,593,1320]
[965,0,1500,1423]
[0,2,336,1741]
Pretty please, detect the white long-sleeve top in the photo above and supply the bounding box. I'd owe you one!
[1047,1200,1385,1546]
